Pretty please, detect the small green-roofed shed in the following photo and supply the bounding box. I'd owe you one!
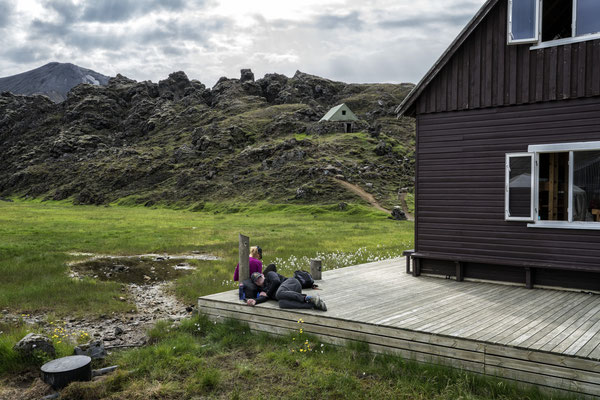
[319,103,358,122]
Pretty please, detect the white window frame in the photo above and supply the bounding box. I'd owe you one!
[505,152,536,221]
[508,0,600,49]
[522,140,600,230]
[507,0,540,44]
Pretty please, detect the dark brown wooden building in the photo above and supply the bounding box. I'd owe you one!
[397,0,600,290]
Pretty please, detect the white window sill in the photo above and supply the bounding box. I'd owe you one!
[527,221,600,230]
[530,33,600,50]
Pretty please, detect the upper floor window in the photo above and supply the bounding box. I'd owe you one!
[508,0,539,43]
[576,0,600,36]
[508,0,600,47]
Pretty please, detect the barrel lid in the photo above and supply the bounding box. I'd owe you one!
[41,355,91,373]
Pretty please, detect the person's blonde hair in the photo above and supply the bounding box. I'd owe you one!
[249,246,260,259]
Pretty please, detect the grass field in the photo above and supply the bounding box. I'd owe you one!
[55,315,568,400]
[0,199,412,316]
[0,200,569,399]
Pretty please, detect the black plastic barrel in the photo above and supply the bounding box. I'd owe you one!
[41,355,92,389]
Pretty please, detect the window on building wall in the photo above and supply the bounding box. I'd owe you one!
[505,141,600,228]
[508,0,600,47]
[505,153,535,221]
[575,0,600,36]
[508,0,539,43]
[573,150,600,221]
[537,152,569,221]
[541,0,572,41]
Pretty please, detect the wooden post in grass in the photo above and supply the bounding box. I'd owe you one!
[239,234,250,282]
[310,259,322,280]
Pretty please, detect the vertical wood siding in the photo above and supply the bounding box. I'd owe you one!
[416,1,600,115]
[416,97,600,269]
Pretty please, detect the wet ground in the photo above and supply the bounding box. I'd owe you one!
[68,252,219,284]
[1,252,221,357]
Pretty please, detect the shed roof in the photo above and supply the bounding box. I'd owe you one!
[395,0,499,117]
[320,103,359,122]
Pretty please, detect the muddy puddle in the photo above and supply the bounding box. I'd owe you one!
[68,253,220,284]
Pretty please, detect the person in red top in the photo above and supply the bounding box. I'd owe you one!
[233,245,263,281]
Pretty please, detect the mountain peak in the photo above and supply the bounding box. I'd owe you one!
[0,62,110,103]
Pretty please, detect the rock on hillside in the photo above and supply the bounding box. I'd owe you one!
[0,69,415,209]
[0,62,109,103]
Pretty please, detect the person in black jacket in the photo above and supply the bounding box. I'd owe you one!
[275,276,326,311]
[240,272,269,306]
[243,272,326,311]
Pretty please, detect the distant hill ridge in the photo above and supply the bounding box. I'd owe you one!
[0,66,415,208]
[0,62,109,103]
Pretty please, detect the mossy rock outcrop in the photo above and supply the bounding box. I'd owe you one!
[0,69,416,209]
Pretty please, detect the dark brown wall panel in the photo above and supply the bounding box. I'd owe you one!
[415,97,600,271]
[418,0,600,114]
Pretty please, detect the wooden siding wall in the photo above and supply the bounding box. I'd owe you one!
[416,0,600,115]
[416,97,600,271]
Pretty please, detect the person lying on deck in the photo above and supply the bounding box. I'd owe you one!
[233,245,263,281]
[241,271,327,311]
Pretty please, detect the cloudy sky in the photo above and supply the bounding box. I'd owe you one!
[0,0,484,87]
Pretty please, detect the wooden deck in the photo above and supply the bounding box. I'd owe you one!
[199,258,600,398]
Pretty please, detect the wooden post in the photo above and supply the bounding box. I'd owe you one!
[455,261,464,282]
[525,267,533,289]
[412,258,421,277]
[239,234,250,282]
[310,259,322,280]
[402,249,414,274]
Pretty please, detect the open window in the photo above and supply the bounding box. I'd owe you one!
[508,0,600,47]
[541,0,572,41]
[508,0,539,44]
[506,141,600,229]
[505,153,536,221]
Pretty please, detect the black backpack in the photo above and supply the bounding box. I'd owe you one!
[294,270,314,289]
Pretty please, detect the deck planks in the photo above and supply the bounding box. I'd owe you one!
[199,258,600,398]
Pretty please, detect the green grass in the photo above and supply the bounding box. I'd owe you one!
[0,322,75,375]
[57,315,571,400]
[0,201,569,399]
[0,200,412,316]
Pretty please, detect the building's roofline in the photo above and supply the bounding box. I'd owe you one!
[320,103,358,121]
[395,0,500,117]
[320,104,345,121]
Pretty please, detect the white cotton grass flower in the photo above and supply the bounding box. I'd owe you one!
[272,246,408,275]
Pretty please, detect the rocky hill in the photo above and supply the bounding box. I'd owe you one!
[0,68,415,209]
[0,62,109,103]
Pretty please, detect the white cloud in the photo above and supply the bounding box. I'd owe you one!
[0,0,485,87]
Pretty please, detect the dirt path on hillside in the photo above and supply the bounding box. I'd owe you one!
[399,192,414,221]
[332,178,390,214]
[332,178,414,221]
